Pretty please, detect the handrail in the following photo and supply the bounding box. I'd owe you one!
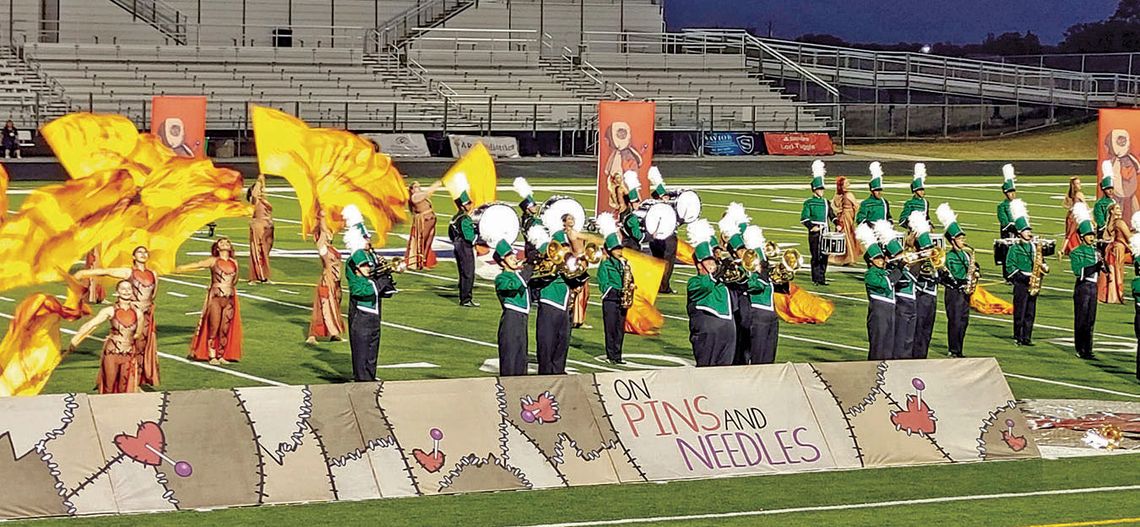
[370,0,476,53]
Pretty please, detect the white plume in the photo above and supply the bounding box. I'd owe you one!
[1132,211,1140,233]
[869,161,883,179]
[648,166,664,187]
[935,203,957,227]
[811,159,826,178]
[343,226,367,253]
[1009,198,1029,220]
[1131,233,1140,257]
[452,172,469,192]
[623,170,641,190]
[687,218,715,246]
[512,177,533,199]
[855,223,878,248]
[1002,163,1016,181]
[908,211,931,235]
[719,202,749,236]
[913,162,927,180]
[873,220,896,244]
[743,225,765,250]
[342,204,364,227]
[1071,201,1092,224]
[596,213,618,237]
[1103,160,1116,180]
[527,225,550,247]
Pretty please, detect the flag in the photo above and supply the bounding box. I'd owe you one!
[252,105,409,243]
[622,251,666,335]
[442,142,497,208]
[676,239,695,266]
[775,283,834,324]
[0,277,89,396]
[0,162,8,224]
[970,285,1013,315]
[41,113,175,181]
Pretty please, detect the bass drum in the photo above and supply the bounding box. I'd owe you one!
[667,189,702,224]
[638,200,678,240]
[541,195,586,232]
[471,202,520,245]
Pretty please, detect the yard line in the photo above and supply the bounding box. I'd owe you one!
[512,484,1140,527]
[1027,517,1140,527]
[1003,373,1140,400]
[166,291,188,298]
[0,296,13,302]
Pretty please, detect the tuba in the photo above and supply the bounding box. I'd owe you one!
[764,241,802,285]
[1028,239,1049,297]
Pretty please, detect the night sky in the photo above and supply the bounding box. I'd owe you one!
[664,0,1119,44]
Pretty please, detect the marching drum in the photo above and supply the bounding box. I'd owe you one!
[471,202,520,246]
[992,238,1016,266]
[666,189,702,224]
[1038,238,1056,257]
[638,200,679,240]
[540,195,586,231]
[821,232,848,255]
[929,233,946,249]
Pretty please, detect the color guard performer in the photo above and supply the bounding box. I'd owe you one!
[742,225,779,364]
[247,173,274,285]
[1003,199,1041,346]
[908,211,939,359]
[856,223,895,361]
[405,180,443,270]
[559,213,592,329]
[800,160,836,285]
[686,219,735,366]
[997,164,1018,239]
[719,203,752,364]
[492,237,530,376]
[307,212,345,344]
[69,280,144,394]
[526,225,571,375]
[596,214,629,365]
[343,207,398,382]
[899,163,929,230]
[448,179,478,307]
[937,204,974,358]
[620,170,646,251]
[876,220,914,360]
[856,161,892,226]
[1093,161,1118,239]
[647,166,678,293]
[1069,202,1101,360]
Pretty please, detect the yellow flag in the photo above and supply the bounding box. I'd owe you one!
[622,251,666,336]
[970,285,1013,315]
[676,240,695,266]
[0,278,90,396]
[441,142,497,208]
[775,283,834,324]
[0,162,8,224]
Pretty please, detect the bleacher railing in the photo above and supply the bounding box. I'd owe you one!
[368,0,476,54]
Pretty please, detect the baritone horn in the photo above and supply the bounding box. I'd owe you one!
[764,241,802,284]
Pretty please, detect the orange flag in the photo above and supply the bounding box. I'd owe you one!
[252,105,409,243]
[622,251,667,335]
[0,162,8,224]
[676,239,695,266]
[41,113,175,181]
[441,142,497,208]
[775,283,834,324]
[970,285,1013,315]
[0,277,90,396]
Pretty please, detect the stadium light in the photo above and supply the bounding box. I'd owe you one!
[920,45,933,54]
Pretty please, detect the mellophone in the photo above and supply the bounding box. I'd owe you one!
[992,237,1056,266]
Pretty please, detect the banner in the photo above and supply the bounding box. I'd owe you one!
[597,101,656,215]
[763,132,835,156]
[366,133,431,158]
[448,134,519,159]
[150,96,207,158]
[703,132,761,156]
[1097,109,1140,222]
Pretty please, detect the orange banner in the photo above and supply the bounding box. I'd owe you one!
[151,96,207,158]
[596,101,655,215]
[1098,109,1140,221]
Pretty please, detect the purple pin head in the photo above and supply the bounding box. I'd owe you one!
[1005,419,1015,428]
[521,409,536,423]
[429,428,444,441]
[911,377,926,391]
[174,461,193,478]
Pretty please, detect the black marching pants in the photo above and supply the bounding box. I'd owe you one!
[498,310,529,376]
[945,287,970,357]
[1073,280,1097,357]
[1011,274,1038,342]
[602,293,627,362]
[867,299,895,361]
[536,304,571,374]
[731,288,752,365]
[453,238,475,304]
[912,292,937,359]
[808,230,827,284]
[690,312,736,367]
[748,307,779,365]
[893,296,917,360]
[348,301,381,382]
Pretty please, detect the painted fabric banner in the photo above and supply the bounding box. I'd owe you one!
[150,96,207,158]
[1098,109,1140,221]
[596,101,656,215]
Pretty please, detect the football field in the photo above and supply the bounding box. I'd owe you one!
[4,171,1140,526]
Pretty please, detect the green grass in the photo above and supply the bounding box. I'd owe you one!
[3,172,1140,526]
[851,122,1099,160]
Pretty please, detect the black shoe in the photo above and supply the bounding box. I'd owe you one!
[460,301,480,308]
[659,288,675,295]
[1022,339,1035,347]
[609,358,627,365]
[1078,352,1096,360]
[947,352,964,358]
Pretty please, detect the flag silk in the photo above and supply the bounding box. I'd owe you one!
[622,250,666,335]
[441,142,497,208]
[775,283,834,324]
[970,285,1013,315]
[0,162,8,224]
[41,113,175,180]
[676,239,695,266]
[0,279,90,396]
[252,105,409,243]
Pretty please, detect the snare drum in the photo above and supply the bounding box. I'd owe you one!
[540,195,586,232]
[667,189,702,224]
[993,238,1015,266]
[1037,238,1056,257]
[472,202,520,245]
[821,232,848,255]
[638,200,679,240]
[929,233,946,248]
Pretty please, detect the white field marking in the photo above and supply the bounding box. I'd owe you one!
[276,289,299,295]
[184,311,202,316]
[878,188,1068,210]
[513,484,1140,527]
[379,362,439,369]
[166,291,188,298]
[1003,373,1140,399]
[0,312,288,387]
[0,296,13,302]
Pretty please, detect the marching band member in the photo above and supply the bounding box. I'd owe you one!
[448,178,479,308]
[856,161,892,226]
[899,163,929,231]
[743,225,779,364]
[719,203,752,364]
[856,223,895,361]
[800,160,836,285]
[620,170,646,251]
[596,214,629,365]
[69,280,144,394]
[1093,161,1118,240]
[492,236,530,376]
[526,225,571,375]
[647,166,678,293]
[1069,203,1102,360]
[908,211,939,359]
[1131,229,1140,379]
[686,219,735,366]
[876,220,913,360]
[514,177,542,281]
[997,164,1018,239]
[1098,202,1133,304]
[938,204,973,358]
[343,207,398,382]
[1004,199,1040,346]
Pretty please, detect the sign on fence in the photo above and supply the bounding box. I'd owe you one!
[448,134,520,159]
[703,132,762,156]
[365,133,431,158]
[763,132,835,156]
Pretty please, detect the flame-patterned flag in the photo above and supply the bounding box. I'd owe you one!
[0,162,8,224]
[676,239,696,266]
[775,283,834,324]
[0,277,90,396]
[622,250,667,335]
[441,142,497,208]
[970,285,1013,315]
[251,105,409,243]
[41,113,174,181]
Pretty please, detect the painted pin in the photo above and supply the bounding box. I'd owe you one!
[144,444,193,477]
[429,428,443,460]
[911,377,926,409]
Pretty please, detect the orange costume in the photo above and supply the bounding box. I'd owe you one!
[308,229,345,340]
[1099,209,1133,304]
[405,185,438,270]
[189,256,243,362]
[248,180,274,282]
[97,307,140,394]
[1062,178,1085,256]
[83,249,106,304]
[829,176,861,265]
[128,267,160,385]
[568,228,590,327]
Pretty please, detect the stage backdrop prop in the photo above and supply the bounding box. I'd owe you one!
[763,132,835,156]
[0,359,1037,520]
[1098,109,1140,222]
[150,96,207,158]
[596,101,656,215]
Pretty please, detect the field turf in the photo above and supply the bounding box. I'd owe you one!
[3,172,1139,526]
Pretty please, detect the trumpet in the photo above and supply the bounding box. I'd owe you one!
[370,255,407,278]
[889,246,946,269]
[763,241,802,285]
